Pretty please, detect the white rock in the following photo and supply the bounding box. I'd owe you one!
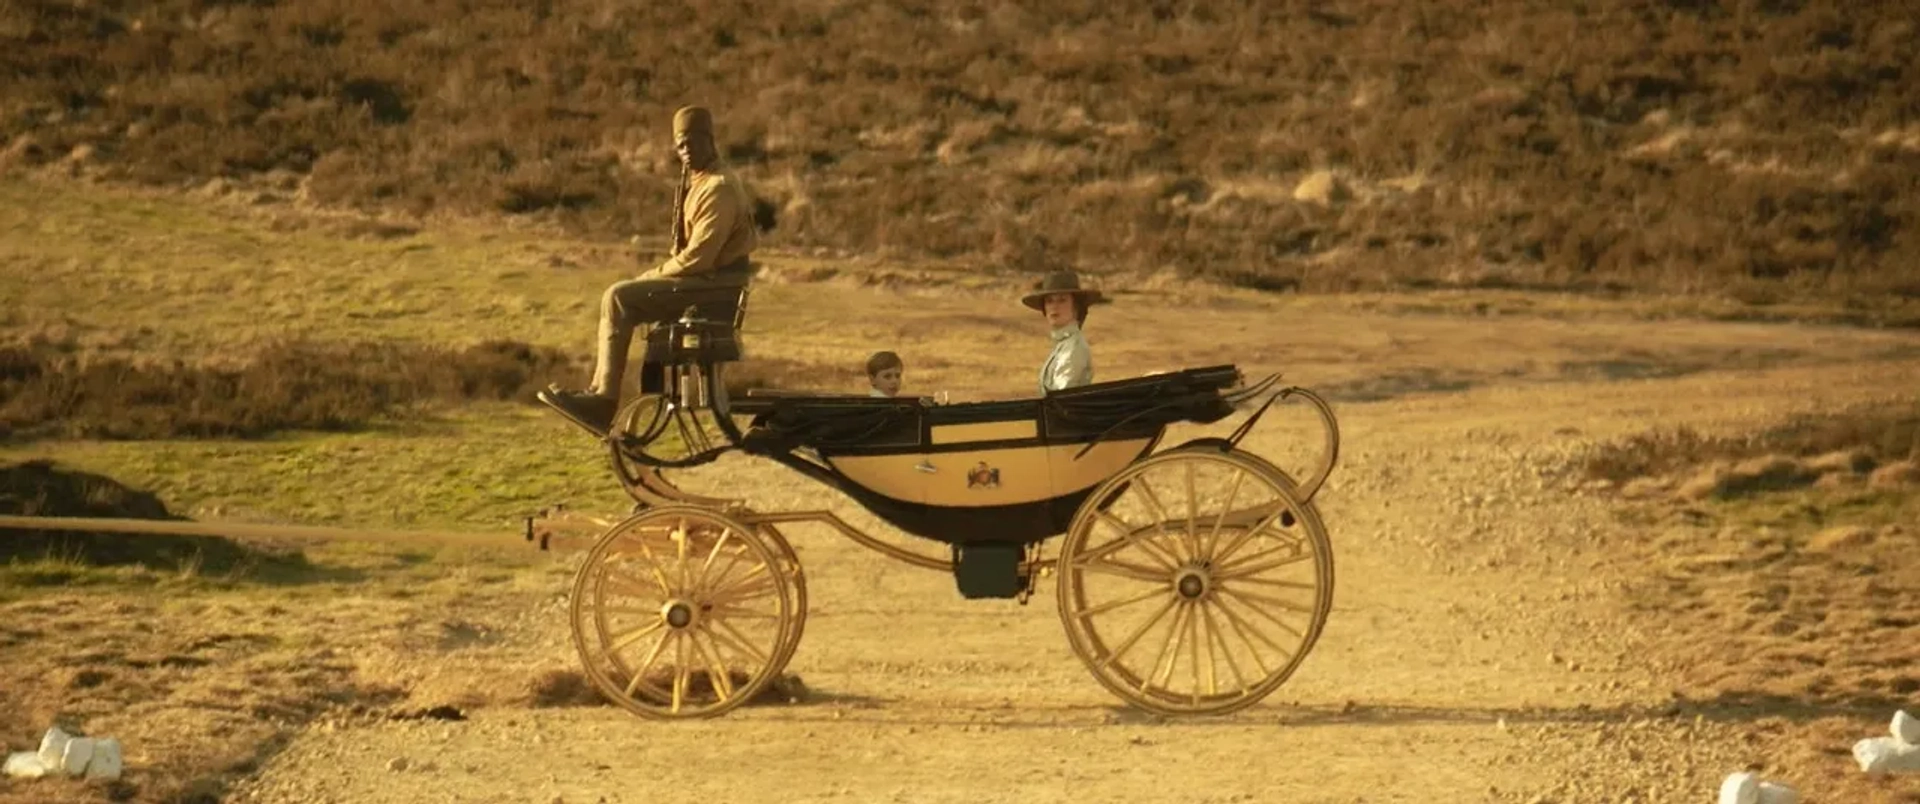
[60,737,94,776]
[85,738,123,781]
[87,742,123,780]
[1718,771,1760,804]
[36,726,72,769]
[1894,710,1920,746]
[1757,781,1798,804]
[1855,736,1920,774]
[4,751,49,779]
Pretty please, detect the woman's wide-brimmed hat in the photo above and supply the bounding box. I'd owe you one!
[1020,270,1109,311]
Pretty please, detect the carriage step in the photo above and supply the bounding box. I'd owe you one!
[952,543,1028,600]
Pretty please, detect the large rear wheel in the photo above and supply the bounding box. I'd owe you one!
[1056,447,1335,716]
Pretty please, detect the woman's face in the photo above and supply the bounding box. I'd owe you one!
[1042,293,1077,329]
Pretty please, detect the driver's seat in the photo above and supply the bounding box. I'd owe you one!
[637,286,750,395]
[642,285,750,364]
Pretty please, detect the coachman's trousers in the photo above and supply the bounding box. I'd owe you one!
[591,259,752,400]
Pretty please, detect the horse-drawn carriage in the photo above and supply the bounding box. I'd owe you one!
[538,287,1342,719]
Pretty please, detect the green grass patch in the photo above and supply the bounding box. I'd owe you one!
[0,177,612,358]
[0,403,633,531]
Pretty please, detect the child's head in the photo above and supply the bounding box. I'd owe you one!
[866,351,903,397]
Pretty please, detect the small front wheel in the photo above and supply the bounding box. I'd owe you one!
[569,506,807,719]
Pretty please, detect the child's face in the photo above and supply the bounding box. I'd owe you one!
[872,366,903,396]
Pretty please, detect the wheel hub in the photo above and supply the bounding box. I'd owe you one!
[1173,567,1212,600]
[662,599,698,629]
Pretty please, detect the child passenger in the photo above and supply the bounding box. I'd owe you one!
[866,351,904,398]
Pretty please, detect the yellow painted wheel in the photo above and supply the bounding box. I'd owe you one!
[569,506,806,718]
[1057,447,1335,716]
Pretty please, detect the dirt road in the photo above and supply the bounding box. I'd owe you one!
[219,312,1920,804]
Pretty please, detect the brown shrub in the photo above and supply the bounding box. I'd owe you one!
[0,339,586,441]
[1576,400,1920,485]
[0,459,311,577]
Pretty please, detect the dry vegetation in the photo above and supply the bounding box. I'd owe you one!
[0,462,582,804]
[0,339,584,440]
[1571,400,1920,720]
[4,0,1920,299]
[1574,398,1920,489]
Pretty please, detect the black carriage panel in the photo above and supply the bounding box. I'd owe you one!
[1041,364,1243,441]
[920,399,1042,428]
[736,396,926,455]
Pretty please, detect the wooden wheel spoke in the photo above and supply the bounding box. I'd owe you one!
[1212,594,1283,676]
[671,634,690,714]
[708,565,777,605]
[1187,597,1205,702]
[671,520,693,590]
[591,605,668,618]
[1075,555,1172,583]
[1075,532,1142,565]
[1094,510,1180,571]
[1144,601,1191,692]
[1181,462,1204,565]
[629,536,680,593]
[1211,504,1295,567]
[709,617,772,667]
[599,568,666,600]
[1075,585,1172,620]
[1223,575,1321,595]
[689,630,736,702]
[696,528,735,584]
[1214,546,1312,580]
[699,546,752,597]
[706,602,780,621]
[621,629,675,697]
[1130,475,1186,563]
[1200,602,1246,694]
[604,618,668,655]
[1098,596,1178,670]
[1201,470,1246,560]
[1217,587,1309,643]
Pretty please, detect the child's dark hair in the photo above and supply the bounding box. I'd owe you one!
[865,351,903,378]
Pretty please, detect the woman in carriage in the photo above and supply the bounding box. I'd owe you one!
[1024,269,1105,394]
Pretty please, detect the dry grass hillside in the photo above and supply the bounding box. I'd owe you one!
[5,0,1919,298]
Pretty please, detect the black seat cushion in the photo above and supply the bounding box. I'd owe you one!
[642,287,748,364]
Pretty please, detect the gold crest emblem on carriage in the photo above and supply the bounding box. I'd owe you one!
[966,461,1001,489]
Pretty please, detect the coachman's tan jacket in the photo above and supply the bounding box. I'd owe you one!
[658,167,757,276]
